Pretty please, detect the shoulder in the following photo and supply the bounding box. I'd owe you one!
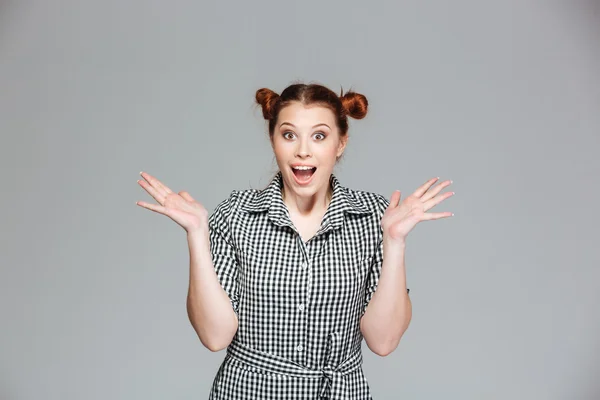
[343,186,390,216]
[208,187,263,220]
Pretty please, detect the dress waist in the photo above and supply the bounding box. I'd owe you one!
[226,335,363,399]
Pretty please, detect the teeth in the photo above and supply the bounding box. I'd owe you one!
[292,166,315,170]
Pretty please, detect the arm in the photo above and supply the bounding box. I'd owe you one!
[136,172,239,352]
[186,228,239,352]
[361,177,453,356]
[360,238,412,357]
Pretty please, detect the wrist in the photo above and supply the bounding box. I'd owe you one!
[383,235,406,249]
[187,226,209,241]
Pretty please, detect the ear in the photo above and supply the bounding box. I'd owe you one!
[269,134,275,149]
[336,135,348,158]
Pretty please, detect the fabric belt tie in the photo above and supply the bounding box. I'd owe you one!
[226,333,362,399]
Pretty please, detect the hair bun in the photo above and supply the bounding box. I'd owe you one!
[340,91,368,120]
[255,88,280,120]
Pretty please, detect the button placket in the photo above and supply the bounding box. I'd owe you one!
[294,236,309,362]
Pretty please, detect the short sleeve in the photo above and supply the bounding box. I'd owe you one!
[363,238,383,315]
[362,195,410,316]
[208,193,240,315]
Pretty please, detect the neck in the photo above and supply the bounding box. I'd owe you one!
[281,182,333,217]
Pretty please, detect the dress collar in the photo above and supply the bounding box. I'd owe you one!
[240,171,372,230]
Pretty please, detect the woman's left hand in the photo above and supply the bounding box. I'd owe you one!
[381,177,454,243]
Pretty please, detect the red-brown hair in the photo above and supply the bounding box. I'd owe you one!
[255,82,368,138]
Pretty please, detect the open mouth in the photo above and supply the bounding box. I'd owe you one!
[291,166,317,183]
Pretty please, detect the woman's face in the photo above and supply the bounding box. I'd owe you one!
[271,101,347,201]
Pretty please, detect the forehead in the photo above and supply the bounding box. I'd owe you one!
[277,102,337,128]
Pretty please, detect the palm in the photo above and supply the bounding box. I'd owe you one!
[136,171,208,233]
[382,177,454,242]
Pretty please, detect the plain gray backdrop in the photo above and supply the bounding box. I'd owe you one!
[1,1,599,399]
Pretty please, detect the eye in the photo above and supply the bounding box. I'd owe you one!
[313,132,326,140]
[282,131,295,140]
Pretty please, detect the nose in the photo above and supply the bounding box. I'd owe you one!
[295,137,311,158]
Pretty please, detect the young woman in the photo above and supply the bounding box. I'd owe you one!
[136,83,454,399]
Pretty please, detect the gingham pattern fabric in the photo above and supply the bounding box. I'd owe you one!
[207,171,408,399]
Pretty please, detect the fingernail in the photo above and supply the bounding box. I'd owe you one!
[139,171,143,175]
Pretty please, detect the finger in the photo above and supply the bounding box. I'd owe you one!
[421,180,452,202]
[179,191,195,202]
[138,179,167,205]
[388,190,401,208]
[422,211,454,220]
[136,200,169,215]
[423,190,455,211]
[413,177,440,198]
[140,171,174,196]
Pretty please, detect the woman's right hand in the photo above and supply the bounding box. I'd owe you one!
[136,171,208,234]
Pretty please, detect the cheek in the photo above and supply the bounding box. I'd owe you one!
[318,144,340,162]
[272,140,291,157]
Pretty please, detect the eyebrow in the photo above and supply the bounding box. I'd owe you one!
[279,122,331,130]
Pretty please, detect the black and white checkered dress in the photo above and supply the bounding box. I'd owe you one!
[207,171,406,399]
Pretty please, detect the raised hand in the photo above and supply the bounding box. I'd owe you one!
[136,171,208,234]
[381,177,454,242]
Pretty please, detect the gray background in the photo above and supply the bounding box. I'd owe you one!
[1,1,599,399]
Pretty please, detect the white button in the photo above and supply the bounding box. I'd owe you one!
[301,262,307,270]
[298,304,304,311]
[297,344,303,351]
